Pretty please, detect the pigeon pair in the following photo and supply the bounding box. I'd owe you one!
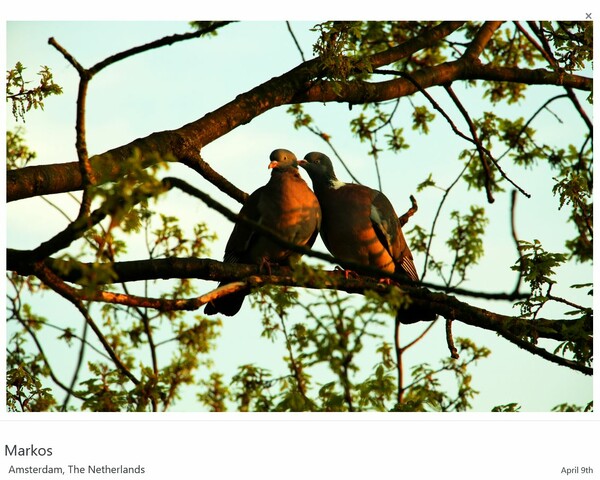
[205,149,429,321]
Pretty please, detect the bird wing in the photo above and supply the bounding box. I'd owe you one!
[371,191,419,282]
[223,187,266,264]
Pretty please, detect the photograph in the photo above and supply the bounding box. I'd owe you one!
[2,11,596,478]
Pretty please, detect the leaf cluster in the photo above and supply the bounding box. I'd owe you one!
[7,332,57,412]
[396,338,490,412]
[7,128,37,170]
[195,289,491,412]
[513,239,567,301]
[312,21,374,83]
[6,62,63,123]
[540,22,593,73]
[6,205,222,411]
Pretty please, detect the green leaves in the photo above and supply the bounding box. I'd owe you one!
[553,171,590,212]
[312,22,373,82]
[445,207,488,285]
[551,401,593,413]
[78,364,131,412]
[6,128,37,170]
[421,205,488,288]
[513,240,567,296]
[497,116,547,167]
[91,150,168,222]
[540,22,593,73]
[411,105,436,134]
[287,103,313,130]
[396,338,490,412]
[552,169,593,263]
[229,364,276,412]
[512,239,570,319]
[6,62,63,122]
[492,403,521,412]
[194,283,496,412]
[200,287,396,412]
[6,359,57,412]
[416,173,436,192]
[149,214,215,259]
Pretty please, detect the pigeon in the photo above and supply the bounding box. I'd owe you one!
[204,149,321,316]
[299,151,435,323]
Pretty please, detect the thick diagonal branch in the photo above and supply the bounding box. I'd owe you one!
[9,22,590,202]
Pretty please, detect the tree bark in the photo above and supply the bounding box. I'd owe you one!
[8,22,591,202]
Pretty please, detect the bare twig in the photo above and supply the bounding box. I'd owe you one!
[180,151,248,204]
[422,158,473,281]
[294,120,363,185]
[286,21,306,62]
[48,37,94,221]
[398,195,418,227]
[373,149,383,192]
[373,68,473,143]
[445,85,531,199]
[525,21,593,133]
[33,263,140,386]
[8,316,111,360]
[279,310,313,407]
[9,294,85,404]
[496,94,568,162]
[514,21,555,64]
[396,318,438,404]
[497,327,591,375]
[63,318,88,411]
[123,280,159,412]
[89,22,234,76]
[510,190,524,296]
[373,69,531,201]
[444,85,495,203]
[395,317,404,405]
[445,319,459,359]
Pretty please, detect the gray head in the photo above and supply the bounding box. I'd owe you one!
[268,148,299,170]
[298,152,337,185]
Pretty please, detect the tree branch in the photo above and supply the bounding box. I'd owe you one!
[443,84,495,203]
[368,22,467,68]
[6,55,321,201]
[445,319,459,359]
[32,262,140,386]
[12,304,85,402]
[89,22,234,76]
[398,195,418,227]
[525,21,593,134]
[7,252,589,343]
[179,151,249,204]
[9,21,590,203]
[8,243,591,375]
[462,21,504,60]
[48,37,96,240]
